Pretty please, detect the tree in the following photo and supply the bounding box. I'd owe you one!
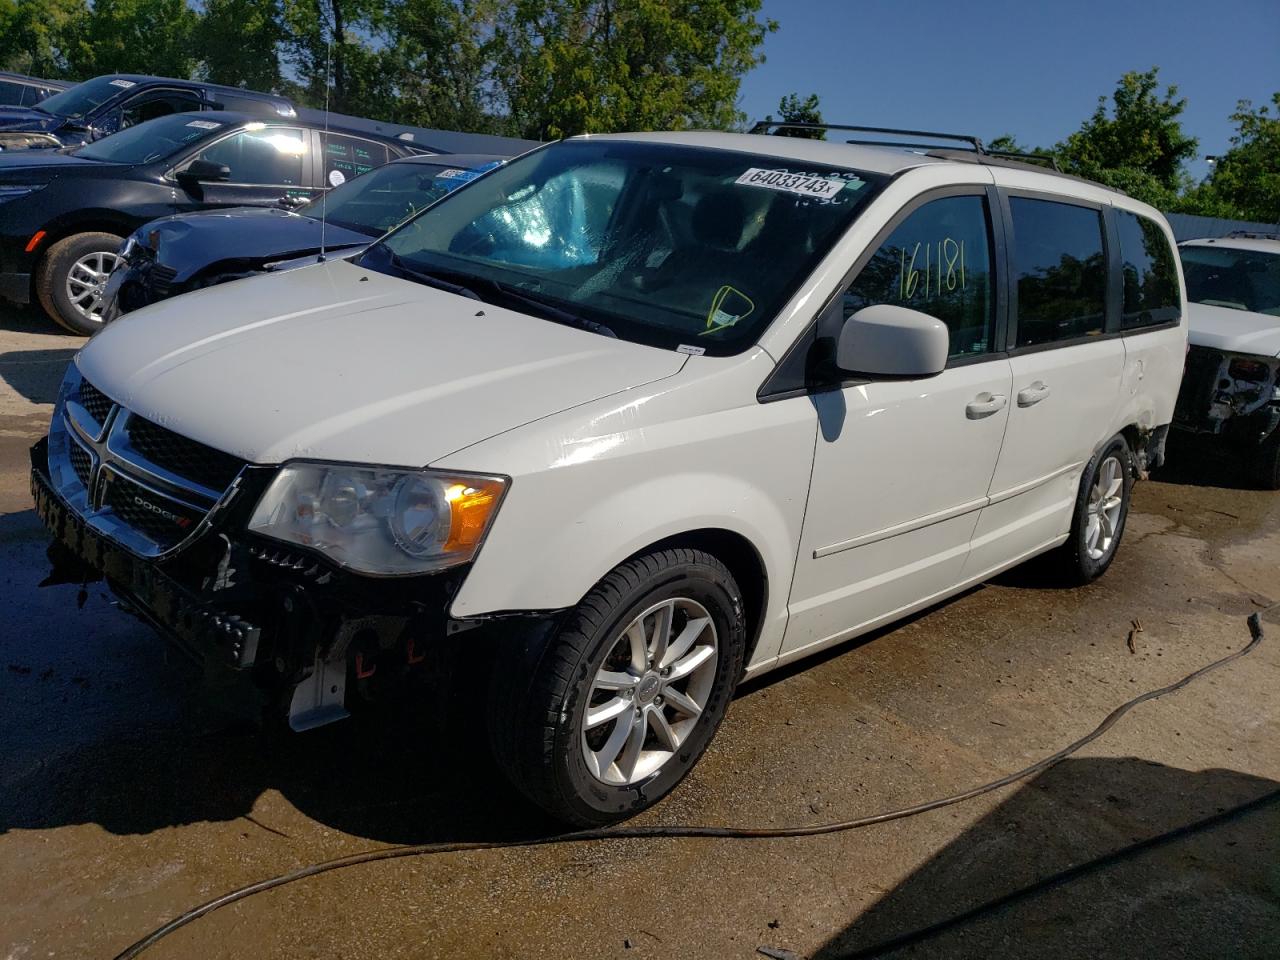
[68,0,199,78]
[195,0,286,91]
[1052,68,1198,208]
[1179,94,1280,223]
[765,92,823,138]
[281,0,393,114]
[489,0,777,140]
[0,0,90,78]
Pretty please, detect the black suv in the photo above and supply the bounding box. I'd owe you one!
[0,71,70,109]
[0,73,296,151]
[0,110,427,333]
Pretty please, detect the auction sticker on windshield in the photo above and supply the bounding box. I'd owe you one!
[735,168,851,199]
[186,120,221,130]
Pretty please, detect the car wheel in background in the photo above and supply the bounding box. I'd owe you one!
[488,548,746,826]
[35,232,124,336]
[1053,434,1135,585]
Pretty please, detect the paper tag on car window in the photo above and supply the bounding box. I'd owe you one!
[109,79,136,89]
[434,168,470,180]
[186,120,221,130]
[735,168,849,199]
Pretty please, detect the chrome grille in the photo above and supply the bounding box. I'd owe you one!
[77,380,114,427]
[68,438,93,489]
[124,416,245,492]
[47,370,247,558]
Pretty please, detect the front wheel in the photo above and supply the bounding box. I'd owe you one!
[1054,434,1134,584]
[488,548,746,826]
[34,232,124,335]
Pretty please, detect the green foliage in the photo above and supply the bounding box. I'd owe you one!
[0,0,90,78]
[490,0,777,140]
[195,0,286,91]
[765,92,824,138]
[1176,95,1280,223]
[71,0,200,78]
[1052,68,1198,208]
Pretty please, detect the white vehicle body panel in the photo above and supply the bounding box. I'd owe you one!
[77,261,686,467]
[70,131,1189,684]
[1186,302,1280,357]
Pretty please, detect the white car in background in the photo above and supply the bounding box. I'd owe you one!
[1175,233,1280,488]
[33,126,1186,825]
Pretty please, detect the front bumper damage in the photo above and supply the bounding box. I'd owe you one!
[1173,345,1280,447]
[31,436,485,730]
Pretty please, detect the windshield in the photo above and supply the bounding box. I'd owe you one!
[1181,245,1280,317]
[75,114,228,164]
[32,75,135,120]
[364,139,885,353]
[301,160,501,237]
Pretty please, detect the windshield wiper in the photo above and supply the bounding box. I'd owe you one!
[416,264,616,338]
[389,253,481,300]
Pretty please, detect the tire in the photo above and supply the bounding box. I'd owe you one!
[488,548,746,826]
[1248,432,1280,490]
[1053,434,1135,584]
[35,232,124,336]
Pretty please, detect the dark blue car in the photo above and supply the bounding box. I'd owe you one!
[104,153,514,320]
[0,73,296,151]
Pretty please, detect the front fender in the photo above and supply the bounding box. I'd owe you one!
[437,358,817,671]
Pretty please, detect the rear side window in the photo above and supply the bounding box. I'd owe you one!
[1115,210,1180,329]
[843,194,996,359]
[321,133,390,187]
[0,80,24,106]
[1010,197,1107,347]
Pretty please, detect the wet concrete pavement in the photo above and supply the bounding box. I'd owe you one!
[1,307,1277,959]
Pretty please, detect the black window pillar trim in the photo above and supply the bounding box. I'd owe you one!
[758,181,1005,403]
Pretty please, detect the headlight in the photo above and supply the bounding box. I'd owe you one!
[247,462,507,575]
[0,184,44,204]
[117,235,138,260]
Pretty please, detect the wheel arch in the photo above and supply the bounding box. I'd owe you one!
[617,527,770,670]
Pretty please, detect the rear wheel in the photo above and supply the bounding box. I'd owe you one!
[488,548,746,825]
[35,232,123,335]
[1053,435,1134,584]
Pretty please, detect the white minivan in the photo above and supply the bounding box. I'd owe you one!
[33,126,1187,824]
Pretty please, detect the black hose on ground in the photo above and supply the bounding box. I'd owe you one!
[112,613,1267,960]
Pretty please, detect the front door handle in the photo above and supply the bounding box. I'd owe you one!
[1017,381,1051,407]
[966,392,1008,419]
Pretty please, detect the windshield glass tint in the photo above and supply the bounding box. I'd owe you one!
[34,76,133,120]
[1181,245,1280,316]
[75,114,227,164]
[302,161,498,236]
[370,140,884,353]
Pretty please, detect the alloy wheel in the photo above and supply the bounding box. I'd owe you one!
[64,250,121,324]
[1085,455,1124,560]
[581,597,719,786]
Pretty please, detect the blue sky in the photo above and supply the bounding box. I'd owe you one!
[737,0,1279,180]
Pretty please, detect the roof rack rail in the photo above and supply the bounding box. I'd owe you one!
[987,150,1062,172]
[1224,229,1280,241]
[749,121,985,154]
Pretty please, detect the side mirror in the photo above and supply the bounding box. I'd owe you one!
[836,304,949,379]
[177,159,231,188]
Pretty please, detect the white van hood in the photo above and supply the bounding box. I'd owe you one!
[1187,302,1280,357]
[76,259,686,465]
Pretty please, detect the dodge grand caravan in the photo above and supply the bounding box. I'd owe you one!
[32,126,1187,825]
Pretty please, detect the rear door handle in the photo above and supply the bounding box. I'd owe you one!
[966,393,1008,419]
[1017,381,1051,407]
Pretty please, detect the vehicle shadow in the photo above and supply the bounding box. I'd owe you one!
[0,508,559,847]
[1155,432,1261,491]
[811,756,1280,959]
[0,348,77,406]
